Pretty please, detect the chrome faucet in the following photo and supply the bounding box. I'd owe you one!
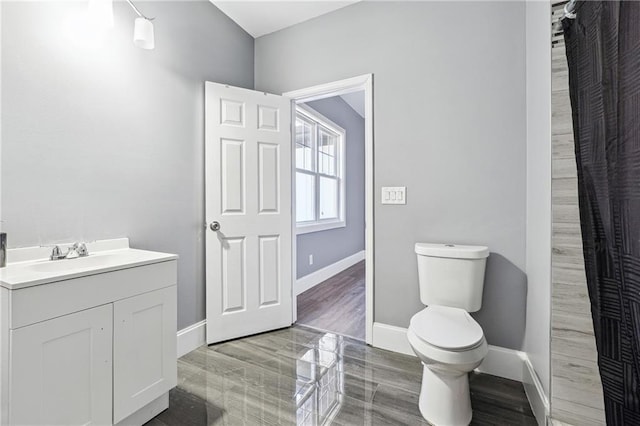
[70,242,89,258]
[0,232,6,268]
[50,242,89,261]
[50,245,65,260]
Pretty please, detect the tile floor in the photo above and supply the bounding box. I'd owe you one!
[148,325,537,425]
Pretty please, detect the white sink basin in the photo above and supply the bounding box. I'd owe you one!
[27,253,126,273]
[0,239,178,290]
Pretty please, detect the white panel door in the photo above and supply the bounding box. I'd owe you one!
[113,286,177,424]
[205,82,292,343]
[10,304,113,425]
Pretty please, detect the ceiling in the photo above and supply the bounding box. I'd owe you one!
[211,1,366,117]
[340,92,365,118]
[301,91,364,120]
[211,1,360,38]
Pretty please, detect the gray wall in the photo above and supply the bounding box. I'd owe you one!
[296,96,365,279]
[255,1,528,349]
[1,1,254,329]
[525,1,552,396]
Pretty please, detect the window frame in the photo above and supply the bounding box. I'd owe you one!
[295,104,346,235]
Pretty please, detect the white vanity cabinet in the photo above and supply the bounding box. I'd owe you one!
[0,239,178,426]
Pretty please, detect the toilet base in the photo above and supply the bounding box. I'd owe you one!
[418,364,472,426]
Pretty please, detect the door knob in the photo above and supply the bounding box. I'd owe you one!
[209,221,221,232]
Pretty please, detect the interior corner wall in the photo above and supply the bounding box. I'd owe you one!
[296,97,365,279]
[0,0,254,330]
[524,0,552,396]
[255,1,528,349]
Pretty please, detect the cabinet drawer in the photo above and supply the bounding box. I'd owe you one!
[9,304,113,425]
[10,260,177,329]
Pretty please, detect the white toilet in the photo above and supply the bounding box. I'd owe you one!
[407,243,490,426]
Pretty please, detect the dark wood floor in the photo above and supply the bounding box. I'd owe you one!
[149,325,537,425]
[297,261,365,340]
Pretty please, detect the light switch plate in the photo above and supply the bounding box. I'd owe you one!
[381,187,406,205]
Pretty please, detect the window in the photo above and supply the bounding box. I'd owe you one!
[295,105,346,234]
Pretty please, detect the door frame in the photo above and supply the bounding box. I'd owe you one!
[284,74,374,344]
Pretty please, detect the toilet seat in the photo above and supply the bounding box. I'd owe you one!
[409,305,484,351]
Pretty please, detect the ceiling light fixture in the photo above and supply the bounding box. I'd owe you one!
[126,0,155,50]
[86,0,155,50]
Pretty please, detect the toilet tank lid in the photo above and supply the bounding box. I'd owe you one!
[414,243,489,259]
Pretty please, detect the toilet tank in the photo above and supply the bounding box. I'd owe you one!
[415,243,489,312]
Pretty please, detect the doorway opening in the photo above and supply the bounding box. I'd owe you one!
[284,75,374,344]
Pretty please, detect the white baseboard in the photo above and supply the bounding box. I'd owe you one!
[177,320,206,358]
[522,355,550,426]
[372,322,414,355]
[371,321,524,381]
[477,345,525,382]
[296,250,365,295]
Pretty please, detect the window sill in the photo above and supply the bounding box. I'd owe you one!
[296,221,346,235]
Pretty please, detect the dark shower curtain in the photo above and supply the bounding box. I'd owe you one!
[563,1,640,424]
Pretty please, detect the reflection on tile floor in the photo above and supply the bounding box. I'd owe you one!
[146,325,537,425]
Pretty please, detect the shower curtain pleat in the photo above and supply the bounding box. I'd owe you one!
[563,1,640,423]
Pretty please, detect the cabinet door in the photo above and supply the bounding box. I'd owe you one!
[10,304,113,425]
[113,286,177,423]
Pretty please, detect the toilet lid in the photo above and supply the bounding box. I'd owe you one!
[410,306,484,350]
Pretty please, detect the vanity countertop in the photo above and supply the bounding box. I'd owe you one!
[0,238,178,290]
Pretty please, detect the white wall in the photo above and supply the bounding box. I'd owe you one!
[1,1,254,330]
[525,0,552,395]
[255,1,528,349]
